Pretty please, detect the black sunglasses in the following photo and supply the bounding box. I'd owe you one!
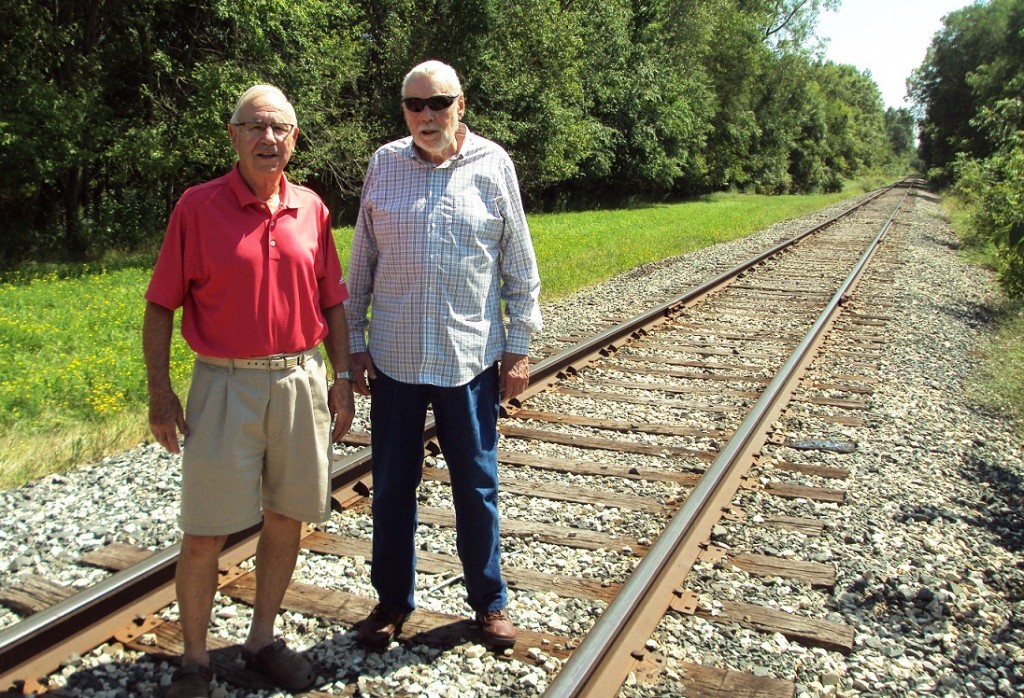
[401,94,460,112]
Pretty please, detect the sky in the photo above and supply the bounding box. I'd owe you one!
[815,0,976,109]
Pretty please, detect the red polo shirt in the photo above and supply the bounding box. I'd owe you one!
[145,166,348,357]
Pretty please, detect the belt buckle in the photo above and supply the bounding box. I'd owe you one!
[267,356,288,370]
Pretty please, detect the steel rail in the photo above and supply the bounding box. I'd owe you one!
[0,183,905,693]
[513,183,898,406]
[542,186,913,698]
[0,532,258,693]
[0,458,371,693]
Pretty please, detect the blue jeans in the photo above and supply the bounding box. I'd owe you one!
[369,365,507,614]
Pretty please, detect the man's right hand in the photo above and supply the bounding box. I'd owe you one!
[350,351,377,397]
[149,388,188,453]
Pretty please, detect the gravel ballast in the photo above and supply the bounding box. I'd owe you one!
[1,188,1022,697]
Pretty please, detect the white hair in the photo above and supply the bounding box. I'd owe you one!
[402,61,463,96]
[230,84,298,126]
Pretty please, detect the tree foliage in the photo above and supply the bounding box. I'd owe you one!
[884,108,916,160]
[909,0,1012,184]
[912,0,1024,298]
[0,0,899,265]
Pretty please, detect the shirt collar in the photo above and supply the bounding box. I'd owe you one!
[404,124,472,168]
[227,165,295,210]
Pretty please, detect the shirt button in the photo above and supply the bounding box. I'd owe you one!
[270,240,277,247]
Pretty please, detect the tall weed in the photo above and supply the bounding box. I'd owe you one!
[953,140,1024,298]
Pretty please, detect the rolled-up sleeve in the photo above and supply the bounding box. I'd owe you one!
[498,154,542,355]
[345,164,378,354]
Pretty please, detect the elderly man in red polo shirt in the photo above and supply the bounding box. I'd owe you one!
[142,84,355,698]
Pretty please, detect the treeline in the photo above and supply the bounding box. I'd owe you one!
[911,0,1024,298]
[0,0,910,266]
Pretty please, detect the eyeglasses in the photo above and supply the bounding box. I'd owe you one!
[233,121,296,138]
[401,94,460,112]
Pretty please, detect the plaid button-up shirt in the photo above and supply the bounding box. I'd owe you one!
[346,126,543,387]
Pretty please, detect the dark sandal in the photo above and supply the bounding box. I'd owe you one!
[242,638,316,692]
[166,663,213,698]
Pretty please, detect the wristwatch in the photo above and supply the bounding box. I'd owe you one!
[334,370,355,383]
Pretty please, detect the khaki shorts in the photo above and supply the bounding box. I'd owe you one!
[179,349,332,535]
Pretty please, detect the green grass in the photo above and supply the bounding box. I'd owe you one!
[334,190,855,298]
[968,301,1024,430]
[0,182,874,489]
[942,193,1024,435]
[528,191,851,297]
[0,267,196,487]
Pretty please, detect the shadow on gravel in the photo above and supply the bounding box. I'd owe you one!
[937,296,997,331]
[960,450,1024,556]
[922,229,961,250]
[47,624,528,697]
[45,636,423,697]
[957,452,1024,693]
[842,448,1024,696]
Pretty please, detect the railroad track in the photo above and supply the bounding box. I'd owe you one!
[0,181,917,696]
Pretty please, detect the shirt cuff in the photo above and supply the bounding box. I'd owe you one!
[348,333,367,354]
[505,325,532,356]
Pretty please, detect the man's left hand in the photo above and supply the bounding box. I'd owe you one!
[499,352,530,400]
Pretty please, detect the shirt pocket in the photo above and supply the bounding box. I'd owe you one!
[370,193,429,268]
[453,186,504,244]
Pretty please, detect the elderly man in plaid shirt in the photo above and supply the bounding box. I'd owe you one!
[345,60,542,650]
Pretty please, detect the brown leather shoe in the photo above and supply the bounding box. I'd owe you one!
[241,638,315,691]
[165,663,212,698]
[357,603,411,650]
[476,608,517,647]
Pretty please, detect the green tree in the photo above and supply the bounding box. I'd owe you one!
[0,0,902,263]
[103,0,372,233]
[560,0,713,203]
[909,0,1008,182]
[954,117,1024,297]
[818,62,889,174]
[0,0,154,261]
[0,0,369,264]
[914,0,1024,297]
[673,0,847,193]
[884,107,916,160]
[469,0,607,202]
[356,0,496,149]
